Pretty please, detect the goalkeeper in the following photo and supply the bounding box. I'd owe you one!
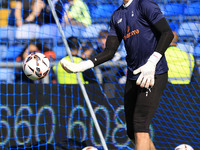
[60,0,173,149]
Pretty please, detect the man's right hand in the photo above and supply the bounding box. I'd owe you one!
[60,58,94,73]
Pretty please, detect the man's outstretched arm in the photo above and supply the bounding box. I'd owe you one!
[60,36,122,73]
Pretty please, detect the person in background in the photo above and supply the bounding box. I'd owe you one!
[60,0,174,149]
[95,30,109,54]
[81,41,94,59]
[53,36,97,84]
[43,0,66,24]
[165,31,195,84]
[63,0,92,27]
[15,40,56,83]
[15,0,45,26]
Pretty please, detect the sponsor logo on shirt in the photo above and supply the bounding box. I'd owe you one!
[123,25,139,40]
[127,26,130,33]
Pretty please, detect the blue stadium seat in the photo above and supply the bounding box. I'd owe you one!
[194,43,200,75]
[0,45,7,61]
[57,25,86,38]
[184,2,200,15]
[81,23,109,38]
[0,27,8,40]
[164,3,185,16]
[168,22,179,32]
[53,45,67,60]
[15,24,40,39]
[0,68,15,83]
[118,0,123,5]
[2,45,24,61]
[177,42,194,54]
[38,24,58,39]
[91,4,118,20]
[194,43,200,57]
[178,22,200,39]
[0,26,15,41]
[35,24,59,48]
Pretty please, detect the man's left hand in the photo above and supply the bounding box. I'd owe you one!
[133,61,156,88]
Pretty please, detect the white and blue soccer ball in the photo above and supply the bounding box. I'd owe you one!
[82,146,98,150]
[23,52,50,80]
[174,144,194,150]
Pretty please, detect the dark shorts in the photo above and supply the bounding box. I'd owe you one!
[124,72,168,139]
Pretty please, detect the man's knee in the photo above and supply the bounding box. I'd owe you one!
[135,132,150,141]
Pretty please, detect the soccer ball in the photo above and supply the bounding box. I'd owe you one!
[23,52,50,80]
[174,144,194,150]
[82,146,98,150]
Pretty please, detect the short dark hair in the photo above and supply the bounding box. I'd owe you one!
[67,36,80,50]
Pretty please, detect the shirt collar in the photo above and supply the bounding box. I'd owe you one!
[123,0,133,8]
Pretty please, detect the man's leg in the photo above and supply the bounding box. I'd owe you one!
[149,136,156,150]
[134,132,156,150]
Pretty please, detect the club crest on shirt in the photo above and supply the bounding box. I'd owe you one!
[117,18,122,24]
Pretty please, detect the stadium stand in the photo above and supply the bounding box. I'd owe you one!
[168,22,179,32]
[0,68,15,83]
[178,22,200,44]
[184,2,200,15]
[184,2,200,21]
[177,42,194,54]
[3,45,24,61]
[164,3,185,16]
[90,4,118,23]
[37,24,58,39]
[15,24,40,40]
[62,25,85,38]
[81,23,109,38]
[0,26,15,44]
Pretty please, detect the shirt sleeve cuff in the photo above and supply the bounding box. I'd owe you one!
[148,52,162,65]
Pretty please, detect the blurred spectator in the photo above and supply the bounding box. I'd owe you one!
[15,0,45,26]
[96,30,109,54]
[53,36,97,84]
[165,31,195,84]
[43,0,66,24]
[63,0,92,27]
[15,40,56,83]
[10,0,65,26]
[81,41,94,59]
